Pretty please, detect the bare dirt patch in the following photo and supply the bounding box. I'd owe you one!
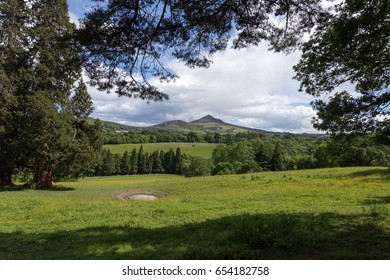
[118,190,165,201]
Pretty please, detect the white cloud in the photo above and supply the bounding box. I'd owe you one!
[88,42,318,133]
[68,12,80,28]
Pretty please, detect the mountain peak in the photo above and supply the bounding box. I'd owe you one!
[192,115,225,124]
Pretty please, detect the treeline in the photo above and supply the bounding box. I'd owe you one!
[94,146,184,176]
[188,134,390,177]
[215,135,390,175]
[104,130,267,144]
[97,133,390,178]
[317,134,390,168]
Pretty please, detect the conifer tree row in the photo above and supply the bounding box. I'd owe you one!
[95,146,184,176]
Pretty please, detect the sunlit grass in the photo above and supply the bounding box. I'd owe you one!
[0,167,389,259]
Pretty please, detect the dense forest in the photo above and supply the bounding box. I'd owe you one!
[103,130,288,144]
[94,131,390,178]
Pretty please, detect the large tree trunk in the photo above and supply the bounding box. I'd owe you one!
[33,165,55,189]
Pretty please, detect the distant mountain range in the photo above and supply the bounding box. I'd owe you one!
[98,114,322,137]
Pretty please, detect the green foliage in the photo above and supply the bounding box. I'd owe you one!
[105,133,389,178]
[270,143,285,171]
[186,132,201,142]
[137,145,147,174]
[294,0,389,135]
[173,148,184,175]
[325,135,390,167]
[106,143,218,159]
[113,154,121,176]
[163,149,175,174]
[212,141,256,172]
[210,133,390,175]
[95,146,186,176]
[184,157,213,177]
[212,136,324,174]
[212,162,235,175]
[212,145,229,163]
[253,141,274,170]
[71,81,94,119]
[151,151,164,174]
[314,144,335,168]
[130,148,138,175]
[0,0,103,187]
[120,151,131,175]
[296,156,316,170]
[101,150,114,176]
[102,128,279,145]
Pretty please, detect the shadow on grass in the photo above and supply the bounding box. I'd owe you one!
[1,212,389,260]
[35,186,75,191]
[0,185,29,192]
[363,196,390,205]
[349,168,390,179]
[0,185,75,192]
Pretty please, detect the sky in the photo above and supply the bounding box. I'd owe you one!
[67,0,318,133]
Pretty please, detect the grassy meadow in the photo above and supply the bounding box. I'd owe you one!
[104,142,219,158]
[190,121,250,134]
[0,167,389,259]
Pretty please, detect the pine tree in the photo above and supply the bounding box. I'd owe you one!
[71,81,94,119]
[0,0,103,188]
[270,143,285,171]
[54,84,103,180]
[173,148,184,175]
[151,150,164,174]
[27,0,78,188]
[163,149,175,174]
[113,154,121,175]
[120,151,131,175]
[102,149,114,176]
[137,145,146,174]
[130,148,138,175]
[145,153,152,174]
[0,0,30,186]
[159,150,165,171]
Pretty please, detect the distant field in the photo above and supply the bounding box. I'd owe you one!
[195,121,249,133]
[1,166,389,259]
[104,142,219,158]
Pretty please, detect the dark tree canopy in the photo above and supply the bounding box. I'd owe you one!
[78,0,329,100]
[0,0,103,187]
[294,0,389,135]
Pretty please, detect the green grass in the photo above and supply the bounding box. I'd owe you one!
[105,142,219,158]
[0,167,389,259]
[194,122,249,133]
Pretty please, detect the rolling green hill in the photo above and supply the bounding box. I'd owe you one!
[96,114,325,138]
[98,114,279,135]
[152,114,274,134]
